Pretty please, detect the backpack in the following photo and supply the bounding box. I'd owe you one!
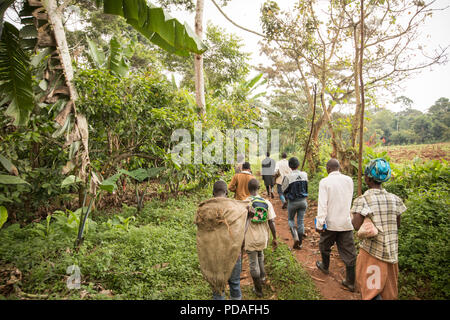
[250,196,269,223]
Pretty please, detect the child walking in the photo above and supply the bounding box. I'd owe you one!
[244,179,278,297]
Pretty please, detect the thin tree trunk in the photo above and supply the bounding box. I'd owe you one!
[194,0,206,116]
[351,23,361,150]
[357,0,366,196]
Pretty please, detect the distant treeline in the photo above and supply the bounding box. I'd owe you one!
[365,97,450,145]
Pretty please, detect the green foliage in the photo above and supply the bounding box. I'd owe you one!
[0,153,18,175]
[0,174,29,185]
[382,159,450,299]
[386,159,449,200]
[365,97,450,146]
[264,242,320,300]
[398,185,449,299]
[105,215,135,232]
[0,205,7,228]
[86,36,134,77]
[0,22,34,126]
[161,23,250,91]
[31,208,97,240]
[0,191,211,300]
[102,0,207,57]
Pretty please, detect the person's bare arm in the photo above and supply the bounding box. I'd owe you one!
[352,212,364,231]
[268,219,278,250]
[397,215,401,229]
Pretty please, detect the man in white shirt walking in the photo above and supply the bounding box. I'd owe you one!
[274,152,292,209]
[315,159,357,292]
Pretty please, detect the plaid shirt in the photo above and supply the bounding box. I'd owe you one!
[351,188,407,263]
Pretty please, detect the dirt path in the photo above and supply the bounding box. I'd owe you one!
[264,192,360,300]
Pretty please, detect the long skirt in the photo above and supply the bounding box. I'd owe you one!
[355,248,399,300]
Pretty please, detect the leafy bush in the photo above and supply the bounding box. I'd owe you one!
[386,159,449,200]
[397,184,449,299]
[382,159,450,299]
[0,191,211,300]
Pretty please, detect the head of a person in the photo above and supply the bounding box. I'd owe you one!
[364,158,391,187]
[281,152,287,159]
[213,180,228,197]
[237,153,245,163]
[248,178,260,195]
[326,158,340,174]
[266,151,270,157]
[288,157,300,170]
[242,162,251,171]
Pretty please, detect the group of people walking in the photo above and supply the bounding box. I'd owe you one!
[204,153,406,300]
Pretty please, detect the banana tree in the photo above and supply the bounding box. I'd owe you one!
[1,0,207,203]
[101,0,207,57]
[86,36,135,78]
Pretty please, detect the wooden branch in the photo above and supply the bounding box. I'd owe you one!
[301,85,317,171]
[209,0,265,37]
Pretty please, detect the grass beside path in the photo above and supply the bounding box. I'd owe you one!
[264,242,321,300]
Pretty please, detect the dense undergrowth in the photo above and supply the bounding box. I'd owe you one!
[386,159,449,300]
[0,186,320,300]
[0,190,212,300]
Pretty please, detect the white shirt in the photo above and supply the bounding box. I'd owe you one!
[274,159,291,185]
[316,171,354,231]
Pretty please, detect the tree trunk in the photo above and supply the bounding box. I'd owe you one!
[306,117,325,173]
[357,0,366,196]
[42,0,77,101]
[351,23,361,150]
[40,0,94,200]
[194,0,206,116]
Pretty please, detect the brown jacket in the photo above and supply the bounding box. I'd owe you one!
[228,171,255,200]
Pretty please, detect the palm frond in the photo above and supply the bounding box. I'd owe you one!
[0,22,34,126]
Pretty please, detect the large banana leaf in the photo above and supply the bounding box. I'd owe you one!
[108,37,133,77]
[103,0,207,57]
[87,36,134,77]
[86,37,106,68]
[0,22,34,126]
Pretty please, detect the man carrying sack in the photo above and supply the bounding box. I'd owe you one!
[195,180,253,300]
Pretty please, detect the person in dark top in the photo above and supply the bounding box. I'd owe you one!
[261,152,276,199]
[281,157,308,249]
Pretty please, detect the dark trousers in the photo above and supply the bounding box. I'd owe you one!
[319,230,357,267]
[262,175,274,195]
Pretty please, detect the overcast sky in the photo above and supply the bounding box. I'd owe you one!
[170,0,450,112]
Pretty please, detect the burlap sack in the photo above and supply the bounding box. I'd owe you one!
[195,197,249,294]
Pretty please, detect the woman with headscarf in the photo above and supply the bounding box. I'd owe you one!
[351,158,407,300]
